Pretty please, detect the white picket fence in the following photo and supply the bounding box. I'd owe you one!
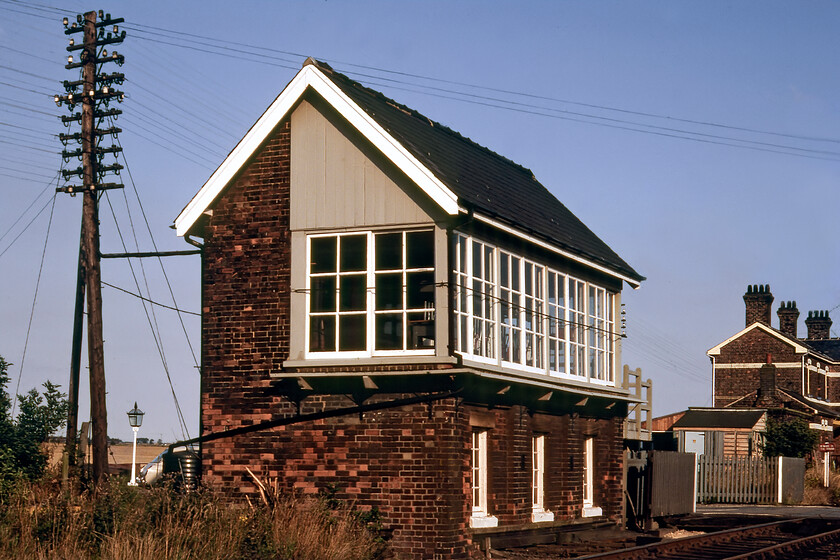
[696,455,779,504]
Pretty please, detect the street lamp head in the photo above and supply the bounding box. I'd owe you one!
[127,402,144,428]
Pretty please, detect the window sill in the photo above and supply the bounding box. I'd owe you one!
[280,355,457,371]
[470,514,499,528]
[531,510,554,523]
[581,506,602,518]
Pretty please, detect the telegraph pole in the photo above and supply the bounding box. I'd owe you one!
[56,10,126,485]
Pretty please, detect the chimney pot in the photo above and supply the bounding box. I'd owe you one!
[805,309,832,340]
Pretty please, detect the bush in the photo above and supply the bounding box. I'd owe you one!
[761,417,819,458]
[0,355,68,493]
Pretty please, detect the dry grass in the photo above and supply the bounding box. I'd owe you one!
[0,473,384,560]
[801,464,840,506]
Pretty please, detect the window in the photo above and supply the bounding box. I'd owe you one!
[470,429,498,528]
[454,237,496,361]
[531,434,554,522]
[582,436,602,517]
[307,230,435,356]
[454,233,616,383]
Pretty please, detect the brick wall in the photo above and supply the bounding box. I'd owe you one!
[714,328,801,406]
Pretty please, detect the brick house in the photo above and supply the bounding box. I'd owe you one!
[707,285,840,441]
[174,59,644,558]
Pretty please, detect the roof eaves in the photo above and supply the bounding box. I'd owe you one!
[471,211,644,287]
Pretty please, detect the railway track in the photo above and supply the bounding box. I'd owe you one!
[575,518,840,560]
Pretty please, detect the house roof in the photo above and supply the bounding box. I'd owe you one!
[707,321,810,357]
[671,408,766,430]
[777,388,840,419]
[175,59,643,286]
[803,339,840,362]
[707,321,840,364]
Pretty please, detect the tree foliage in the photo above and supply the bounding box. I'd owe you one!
[0,355,69,487]
[762,416,819,458]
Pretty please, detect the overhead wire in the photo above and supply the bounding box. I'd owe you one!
[10,192,57,416]
[102,281,199,316]
[101,190,191,441]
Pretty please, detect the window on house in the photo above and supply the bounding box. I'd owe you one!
[454,233,615,383]
[471,429,498,527]
[531,434,553,522]
[307,230,435,355]
[581,436,602,517]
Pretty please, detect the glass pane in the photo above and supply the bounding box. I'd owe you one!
[407,271,434,309]
[338,314,366,351]
[309,316,335,352]
[339,274,366,311]
[375,232,402,270]
[525,263,532,294]
[548,273,556,304]
[484,246,494,280]
[472,241,482,278]
[375,313,402,350]
[310,276,336,312]
[511,257,520,291]
[500,255,509,287]
[375,273,402,310]
[458,235,467,272]
[339,235,367,272]
[407,311,435,349]
[310,237,336,273]
[406,230,434,268]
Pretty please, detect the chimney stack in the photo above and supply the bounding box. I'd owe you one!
[744,284,773,327]
[805,310,832,340]
[777,301,799,338]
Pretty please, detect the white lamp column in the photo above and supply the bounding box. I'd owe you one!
[126,402,144,486]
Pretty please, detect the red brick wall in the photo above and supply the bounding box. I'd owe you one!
[714,329,801,406]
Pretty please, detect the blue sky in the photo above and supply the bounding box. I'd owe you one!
[1,1,838,441]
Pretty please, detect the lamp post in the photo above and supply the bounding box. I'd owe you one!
[126,402,144,486]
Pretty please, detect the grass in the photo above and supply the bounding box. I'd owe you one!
[0,472,385,560]
[801,464,840,506]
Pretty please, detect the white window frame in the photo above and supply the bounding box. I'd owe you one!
[531,434,554,522]
[305,230,436,358]
[582,436,602,517]
[470,429,498,528]
[453,232,617,385]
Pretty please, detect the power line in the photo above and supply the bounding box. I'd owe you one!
[11,193,57,416]
[101,281,199,316]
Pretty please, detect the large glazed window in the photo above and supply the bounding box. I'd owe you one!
[454,233,616,384]
[307,230,435,356]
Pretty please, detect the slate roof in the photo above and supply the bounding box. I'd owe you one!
[671,408,766,430]
[777,389,840,418]
[803,339,840,362]
[311,60,643,283]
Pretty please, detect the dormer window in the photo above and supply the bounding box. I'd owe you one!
[307,230,435,356]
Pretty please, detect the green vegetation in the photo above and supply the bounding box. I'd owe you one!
[0,354,68,492]
[761,416,819,458]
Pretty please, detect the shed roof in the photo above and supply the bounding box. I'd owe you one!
[175,59,643,285]
[671,408,766,430]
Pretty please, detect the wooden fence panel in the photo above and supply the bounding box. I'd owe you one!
[697,455,779,504]
[649,451,696,517]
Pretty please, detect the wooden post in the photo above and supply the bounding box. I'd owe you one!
[80,10,108,485]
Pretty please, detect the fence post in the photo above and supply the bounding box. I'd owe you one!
[777,456,783,504]
[693,453,698,512]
